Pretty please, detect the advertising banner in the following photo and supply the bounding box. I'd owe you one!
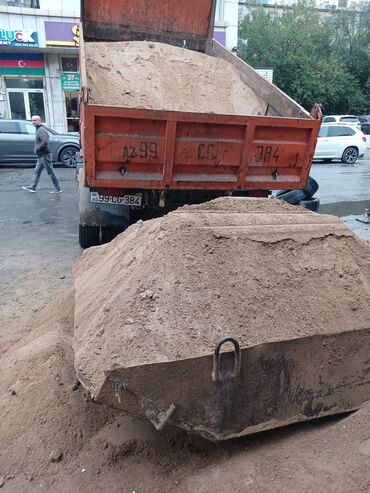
[61,72,80,91]
[44,21,79,47]
[0,29,38,48]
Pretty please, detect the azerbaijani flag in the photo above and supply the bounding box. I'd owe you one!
[0,53,45,75]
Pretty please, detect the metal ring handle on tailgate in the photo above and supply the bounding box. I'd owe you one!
[212,336,241,382]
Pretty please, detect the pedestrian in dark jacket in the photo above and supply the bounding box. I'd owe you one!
[22,115,62,193]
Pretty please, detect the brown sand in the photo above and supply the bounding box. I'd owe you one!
[73,197,370,398]
[85,41,266,115]
[2,199,370,490]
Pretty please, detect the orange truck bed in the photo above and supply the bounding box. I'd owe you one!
[81,104,319,191]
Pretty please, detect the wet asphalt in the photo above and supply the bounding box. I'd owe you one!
[311,149,370,242]
[0,166,81,323]
[1,151,370,324]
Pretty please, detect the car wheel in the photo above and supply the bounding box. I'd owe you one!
[79,224,100,248]
[303,176,319,197]
[298,197,320,212]
[275,189,307,205]
[60,146,78,168]
[341,147,358,164]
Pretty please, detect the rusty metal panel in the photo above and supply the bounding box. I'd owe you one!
[82,105,320,191]
[94,329,370,441]
[81,0,216,52]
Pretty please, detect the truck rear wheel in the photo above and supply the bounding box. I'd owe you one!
[101,226,124,244]
[79,224,100,248]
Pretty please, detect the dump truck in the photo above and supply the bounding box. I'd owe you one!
[78,0,320,248]
[75,1,370,441]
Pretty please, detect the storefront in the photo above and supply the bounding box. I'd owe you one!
[0,12,79,133]
[44,20,80,132]
[0,53,45,120]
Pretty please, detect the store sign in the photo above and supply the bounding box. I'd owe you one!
[255,68,274,84]
[61,72,80,91]
[213,31,226,47]
[45,21,79,47]
[0,29,38,47]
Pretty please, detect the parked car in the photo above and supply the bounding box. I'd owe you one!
[0,119,79,167]
[358,115,370,135]
[322,115,362,128]
[313,123,367,164]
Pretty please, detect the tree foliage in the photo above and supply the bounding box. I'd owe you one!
[238,1,369,114]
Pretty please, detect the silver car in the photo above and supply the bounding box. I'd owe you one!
[0,119,80,167]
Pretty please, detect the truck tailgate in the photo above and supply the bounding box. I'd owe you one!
[82,105,320,191]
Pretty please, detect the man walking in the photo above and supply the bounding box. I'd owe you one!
[22,115,62,194]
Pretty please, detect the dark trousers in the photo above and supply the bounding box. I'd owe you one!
[29,153,61,191]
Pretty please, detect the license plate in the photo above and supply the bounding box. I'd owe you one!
[90,192,142,206]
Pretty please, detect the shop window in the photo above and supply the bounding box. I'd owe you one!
[5,78,43,89]
[2,0,40,7]
[65,91,79,132]
[61,57,78,72]
[215,0,224,22]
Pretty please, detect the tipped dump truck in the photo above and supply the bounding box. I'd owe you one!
[74,197,370,441]
[78,0,320,248]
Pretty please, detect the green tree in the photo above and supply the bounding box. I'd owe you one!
[238,1,369,113]
[327,3,370,87]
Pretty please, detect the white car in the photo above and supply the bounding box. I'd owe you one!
[313,123,367,164]
[322,115,362,128]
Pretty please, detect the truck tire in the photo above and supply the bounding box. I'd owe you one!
[275,189,307,205]
[303,176,319,197]
[79,224,100,248]
[298,197,320,212]
[101,226,123,244]
[275,189,291,198]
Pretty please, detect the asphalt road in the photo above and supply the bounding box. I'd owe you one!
[0,166,80,329]
[311,149,370,242]
[1,153,370,332]
[312,150,370,206]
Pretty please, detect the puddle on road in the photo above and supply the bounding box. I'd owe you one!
[320,200,370,217]
[319,200,370,243]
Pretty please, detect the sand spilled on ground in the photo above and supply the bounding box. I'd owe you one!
[2,198,370,491]
[85,41,266,115]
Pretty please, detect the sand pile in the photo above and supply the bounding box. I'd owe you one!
[3,199,370,490]
[85,41,266,115]
[73,197,370,400]
[0,289,115,478]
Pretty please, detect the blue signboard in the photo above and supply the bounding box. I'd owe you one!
[0,29,39,48]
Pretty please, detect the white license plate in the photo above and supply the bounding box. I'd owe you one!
[90,192,142,206]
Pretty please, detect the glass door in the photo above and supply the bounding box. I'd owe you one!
[8,92,27,120]
[28,92,45,121]
[7,89,45,122]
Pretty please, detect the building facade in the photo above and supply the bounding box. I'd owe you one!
[0,0,79,133]
[214,0,239,50]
